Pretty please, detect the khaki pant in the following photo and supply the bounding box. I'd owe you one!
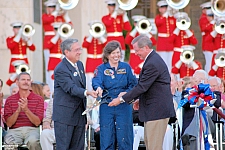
[144,118,169,150]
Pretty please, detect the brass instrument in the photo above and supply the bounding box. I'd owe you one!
[176,15,191,30]
[166,0,190,9]
[215,52,225,67]
[89,22,106,38]
[215,18,225,34]
[15,63,31,75]
[136,19,152,34]
[58,0,79,10]
[180,50,194,64]
[117,0,138,10]
[22,24,35,37]
[58,23,74,38]
[211,0,225,17]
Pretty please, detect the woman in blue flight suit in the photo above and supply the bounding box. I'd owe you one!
[92,41,137,150]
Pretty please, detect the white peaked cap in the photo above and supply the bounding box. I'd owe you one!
[174,12,189,19]
[105,0,116,5]
[10,22,23,27]
[200,2,211,9]
[181,45,195,51]
[51,22,62,28]
[157,0,168,7]
[88,20,101,26]
[44,0,57,6]
[206,9,214,16]
[132,15,146,22]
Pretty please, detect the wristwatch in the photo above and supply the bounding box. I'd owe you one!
[120,97,125,103]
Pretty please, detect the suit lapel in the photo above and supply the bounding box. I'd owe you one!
[139,50,155,79]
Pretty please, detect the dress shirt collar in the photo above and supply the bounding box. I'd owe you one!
[65,57,76,67]
[143,49,153,64]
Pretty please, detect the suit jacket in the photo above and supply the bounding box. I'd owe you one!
[123,50,176,122]
[52,58,87,126]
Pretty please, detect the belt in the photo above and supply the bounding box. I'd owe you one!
[87,54,102,59]
[174,47,183,52]
[130,49,135,53]
[202,32,205,36]
[107,32,123,37]
[217,48,225,53]
[158,33,170,37]
[11,54,27,59]
[44,31,55,36]
[133,123,143,126]
[49,53,62,58]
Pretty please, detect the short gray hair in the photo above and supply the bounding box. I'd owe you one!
[193,69,208,79]
[208,76,222,85]
[131,34,152,48]
[10,83,18,95]
[60,38,78,55]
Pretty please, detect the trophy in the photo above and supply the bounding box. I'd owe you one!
[82,90,109,115]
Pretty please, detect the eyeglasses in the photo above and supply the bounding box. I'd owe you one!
[72,48,83,52]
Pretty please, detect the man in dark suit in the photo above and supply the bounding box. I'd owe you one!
[52,38,98,150]
[108,34,176,150]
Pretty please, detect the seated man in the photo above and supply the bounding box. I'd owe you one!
[4,72,44,150]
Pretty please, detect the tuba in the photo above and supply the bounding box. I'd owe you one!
[176,15,191,30]
[136,19,152,34]
[166,0,190,10]
[58,0,79,10]
[117,0,138,10]
[22,24,35,37]
[215,52,225,67]
[215,17,225,34]
[89,22,106,38]
[211,0,225,17]
[58,23,74,38]
[180,49,194,64]
[15,63,31,75]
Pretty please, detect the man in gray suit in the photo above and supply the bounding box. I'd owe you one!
[109,35,176,150]
[53,38,97,150]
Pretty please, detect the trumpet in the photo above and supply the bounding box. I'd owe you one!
[215,52,225,67]
[215,18,225,34]
[58,23,74,38]
[89,22,106,38]
[180,50,194,64]
[211,0,225,17]
[58,0,79,10]
[166,0,190,9]
[15,63,31,75]
[22,24,35,37]
[117,0,138,10]
[176,16,191,30]
[136,19,152,34]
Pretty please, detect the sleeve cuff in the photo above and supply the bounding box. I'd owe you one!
[84,90,87,97]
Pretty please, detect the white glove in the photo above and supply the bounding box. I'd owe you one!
[175,60,183,69]
[123,12,129,22]
[26,39,33,46]
[13,28,23,43]
[212,64,218,71]
[86,34,93,43]
[111,11,117,19]
[51,4,60,17]
[173,28,180,36]
[63,11,71,23]
[211,30,217,38]
[98,36,107,43]
[185,29,193,38]
[130,28,138,37]
[162,11,168,18]
[190,61,198,70]
[51,32,60,44]
[210,20,215,25]
[10,73,18,81]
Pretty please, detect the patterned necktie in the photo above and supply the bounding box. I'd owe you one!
[74,63,83,82]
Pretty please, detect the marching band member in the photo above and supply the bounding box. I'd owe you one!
[6,22,35,86]
[198,2,215,73]
[171,45,202,78]
[155,0,176,71]
[171,12,198,67]
[125,15,156,77]
[45,22,64,93]
[102,0,132,61]
[82,21,107,101]
[42,0,72,92]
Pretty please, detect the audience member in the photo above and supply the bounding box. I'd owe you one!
[4,72,44,150]
[9,83,19,95]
